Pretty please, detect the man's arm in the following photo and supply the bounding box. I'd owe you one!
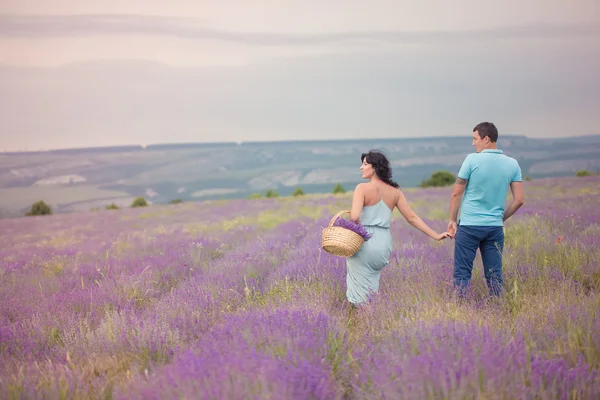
[448,177,467,235]
[503,181,524,222]
[449,155,471,237]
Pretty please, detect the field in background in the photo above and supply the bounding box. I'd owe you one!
[3,134,600,218]
[1,175,599,399]
[0,185,134,216]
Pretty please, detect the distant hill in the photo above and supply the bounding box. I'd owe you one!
[1,135,599,218]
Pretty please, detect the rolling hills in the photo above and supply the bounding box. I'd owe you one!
[1,134,599,218]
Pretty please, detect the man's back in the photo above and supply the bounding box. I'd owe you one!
[457,149,522,226]
[449,122,525,297]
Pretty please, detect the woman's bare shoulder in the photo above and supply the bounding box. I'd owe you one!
[353,182,369,191]
[390,186,406,202]
[385,185,401,194]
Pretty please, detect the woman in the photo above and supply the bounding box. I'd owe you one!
[345,150,451,306]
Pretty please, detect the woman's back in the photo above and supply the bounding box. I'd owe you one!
[359,182,396,228]
[345,149,450,306]
[346,181,396,304]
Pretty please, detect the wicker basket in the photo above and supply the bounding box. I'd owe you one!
[321,210,365,257]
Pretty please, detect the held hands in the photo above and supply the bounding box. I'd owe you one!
[447,220,457,238]
[430,220,457,241]
[434,232,453,241]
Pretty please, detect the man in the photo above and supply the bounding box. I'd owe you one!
[448,122,524,297]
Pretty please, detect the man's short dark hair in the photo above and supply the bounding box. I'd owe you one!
[473,122,498,143]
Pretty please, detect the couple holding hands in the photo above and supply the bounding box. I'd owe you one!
[346,122,525,305]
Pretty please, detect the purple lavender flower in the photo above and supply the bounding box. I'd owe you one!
[333,217,372,241]
[1,175,599,399]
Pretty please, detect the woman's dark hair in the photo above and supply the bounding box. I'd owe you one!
[361,150,400,188]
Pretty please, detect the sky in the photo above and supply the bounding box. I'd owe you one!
[0,0,599,151]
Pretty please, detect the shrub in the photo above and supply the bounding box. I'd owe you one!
[525,176,532,181]
[292,187,305,197]
[25,200,52,216]
[419,171,456,188]
[576,170,592,177]
[169,199,184,204]
[131,197,148,208]
[265,189,279,198]
[332,183,346,194]
[247,193,263,199]
[105,203,120,210]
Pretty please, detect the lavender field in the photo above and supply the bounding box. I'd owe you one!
[1,176,599,399]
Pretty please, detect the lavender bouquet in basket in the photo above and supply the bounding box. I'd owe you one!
[321,210,371,257]
[333,218,372,241]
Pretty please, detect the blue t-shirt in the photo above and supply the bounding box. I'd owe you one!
[457,149,522,226]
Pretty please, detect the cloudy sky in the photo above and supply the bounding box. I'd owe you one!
[1,0,599,151]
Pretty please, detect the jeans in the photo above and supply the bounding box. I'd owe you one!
[453,225,505,296]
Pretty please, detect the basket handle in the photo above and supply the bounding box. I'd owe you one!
[328,210,351,227]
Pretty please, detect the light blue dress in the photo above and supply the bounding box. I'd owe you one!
[346,194,393,305]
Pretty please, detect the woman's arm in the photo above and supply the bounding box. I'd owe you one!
[350,184,365,222]
[396,190,449,240]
